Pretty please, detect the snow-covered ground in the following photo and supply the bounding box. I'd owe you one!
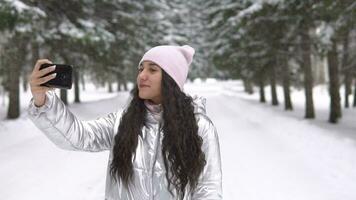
[0,80,356,200]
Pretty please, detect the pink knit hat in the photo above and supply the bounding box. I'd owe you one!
[138,45,195,91]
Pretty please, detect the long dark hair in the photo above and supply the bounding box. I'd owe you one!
[110,70,206,199]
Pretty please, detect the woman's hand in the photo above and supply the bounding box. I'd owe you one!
[29,59,57,107]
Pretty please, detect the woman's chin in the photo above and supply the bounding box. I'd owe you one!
[138,93,150,100]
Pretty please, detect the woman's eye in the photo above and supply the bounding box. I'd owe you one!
[138,67,156,73]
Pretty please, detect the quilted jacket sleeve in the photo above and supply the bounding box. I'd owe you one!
[27,90,117,152]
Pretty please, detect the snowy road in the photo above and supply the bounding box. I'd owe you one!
[191,81,356,200]
[1,81,356,200]
[204,91,355,200]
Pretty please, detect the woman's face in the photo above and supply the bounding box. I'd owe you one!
[137,61,162,104]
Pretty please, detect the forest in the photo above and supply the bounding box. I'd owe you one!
[0,0,355,124]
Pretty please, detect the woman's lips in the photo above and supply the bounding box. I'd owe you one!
[139,84,150,88]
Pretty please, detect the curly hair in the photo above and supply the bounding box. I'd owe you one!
[109,70,206,199]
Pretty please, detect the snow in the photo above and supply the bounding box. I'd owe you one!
[227,0,285,26]
[14,24,32,33]
[59,21,86,39]
[227,2,263,26]
[78,19,96,29]
[5,0,46,17]
[218,81,356,199]
[316,22,335,46]
[237,3,262,19]
[55,19,115,42]
[1,80,356,200]
[9,0,30,12]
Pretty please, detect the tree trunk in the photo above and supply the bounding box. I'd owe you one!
[117,72,122,91]
[344,73,352,107]
[301,25,315,118]
[120,71,128,91]
[123,79,128,91]
[243,78,253,94]
[7,62,20,119]
[60,89,68,105]
[270,64,279,106]
[280,50,293,110]
[327,39,342,123]
[22,73,28,92]
[353,79,356,107]
[59,54,69,104]
[118,81,122,91]
[74,66,80,103]
[258,71,266,103]
[7,53,21,119]
[80,73,86,91]
[7,35,25,119]
[108,81,113,93]
[341,30,351,108]
[26,42,40,93]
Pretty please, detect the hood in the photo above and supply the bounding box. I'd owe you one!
[192,95,207,115]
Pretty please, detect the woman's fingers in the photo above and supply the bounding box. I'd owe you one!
[36,65,56,78]
[33,59,52,73]
[30,59,55,102]
[33,73,57,86]
[38,73,57,85]
[30,59,56,88]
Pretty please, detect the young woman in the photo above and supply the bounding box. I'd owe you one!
[28,45,222,200]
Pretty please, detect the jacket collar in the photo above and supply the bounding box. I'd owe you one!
[144,100,162,124]
[144,95,207,125]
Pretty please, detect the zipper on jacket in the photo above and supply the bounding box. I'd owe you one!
[150,123,161,200]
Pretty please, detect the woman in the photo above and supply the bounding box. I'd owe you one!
[28,45,222,200]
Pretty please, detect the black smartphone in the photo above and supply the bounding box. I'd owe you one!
[39,63,73,89]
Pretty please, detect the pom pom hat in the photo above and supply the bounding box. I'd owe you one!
[138,45,195,91]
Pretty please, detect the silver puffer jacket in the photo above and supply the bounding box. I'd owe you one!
[27,91,222,200]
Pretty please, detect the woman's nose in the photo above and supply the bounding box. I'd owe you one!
[139,70,148,81]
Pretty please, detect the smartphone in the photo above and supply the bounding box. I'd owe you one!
[39,63,73,89]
